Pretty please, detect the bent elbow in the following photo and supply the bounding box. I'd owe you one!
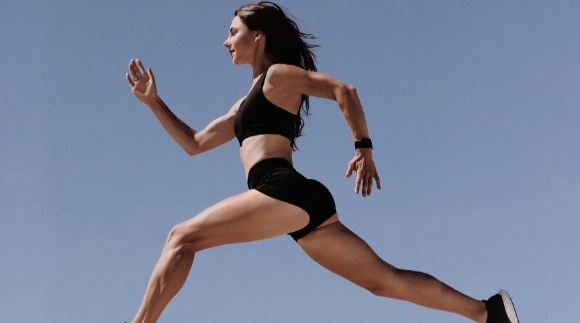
[183,142,202,156]
[346,84,358,96]
[184,146,202,157]
[335,83,358,101]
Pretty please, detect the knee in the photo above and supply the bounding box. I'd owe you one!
[164,222,202,255]
[364,267,440,301]
[363,267,406,299]
[364,281,396,298]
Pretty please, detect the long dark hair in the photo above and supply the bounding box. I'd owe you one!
[234,1,319,149]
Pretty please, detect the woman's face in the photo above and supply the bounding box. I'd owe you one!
[223,16,259,65]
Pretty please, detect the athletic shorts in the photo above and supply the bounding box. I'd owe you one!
[247,158,337,241]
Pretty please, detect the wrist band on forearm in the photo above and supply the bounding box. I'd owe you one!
[354,137,373,149]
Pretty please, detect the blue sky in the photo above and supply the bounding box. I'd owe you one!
[1,1,579,322]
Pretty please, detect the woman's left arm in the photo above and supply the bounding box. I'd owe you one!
[268,64,381,197]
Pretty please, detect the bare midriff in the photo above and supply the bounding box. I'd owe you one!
[240,134,294,178]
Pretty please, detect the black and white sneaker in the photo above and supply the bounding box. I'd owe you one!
[484,289,520,323]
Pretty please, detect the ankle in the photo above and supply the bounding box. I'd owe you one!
[475,300,488,323]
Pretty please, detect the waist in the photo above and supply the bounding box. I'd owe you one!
[240,135,293,173]
[247,158,294,189]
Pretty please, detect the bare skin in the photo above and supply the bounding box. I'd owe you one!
[125,14,487,323]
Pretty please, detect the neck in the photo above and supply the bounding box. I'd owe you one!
[250,55,275,80]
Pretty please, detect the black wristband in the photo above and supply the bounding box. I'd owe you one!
[354,137,373,149]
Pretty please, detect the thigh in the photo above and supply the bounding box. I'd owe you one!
[174,190,309,252]
[298,220,397,288]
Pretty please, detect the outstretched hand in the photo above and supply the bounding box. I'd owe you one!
[126,59,157,105]
[345,149,381,197]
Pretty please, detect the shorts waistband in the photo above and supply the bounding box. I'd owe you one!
[247,158,294,189]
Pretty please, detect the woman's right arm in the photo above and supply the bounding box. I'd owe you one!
[126,59,238,156]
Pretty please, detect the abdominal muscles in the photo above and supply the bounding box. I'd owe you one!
[240,135,294,176]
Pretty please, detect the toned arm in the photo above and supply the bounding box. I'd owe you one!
[127,59,240,156]
[266,64,381,196]
[146,96,241,156]
[266,64,370,141]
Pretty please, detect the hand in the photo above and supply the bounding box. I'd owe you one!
[126,59,157,105]
[345,148,381,197]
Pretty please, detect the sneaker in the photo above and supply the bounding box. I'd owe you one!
[484,289,520,323]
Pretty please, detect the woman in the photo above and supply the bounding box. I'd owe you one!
[126,2,518,322]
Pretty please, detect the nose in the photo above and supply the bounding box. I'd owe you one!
[223,37,230,48]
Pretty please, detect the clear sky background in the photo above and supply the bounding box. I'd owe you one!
[1,1,579,322]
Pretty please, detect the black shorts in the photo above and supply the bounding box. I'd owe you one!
[247,158,337,241]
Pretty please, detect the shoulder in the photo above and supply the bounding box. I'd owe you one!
[267,64,346,100]
[266,64,307,80]
[266,64,310,91]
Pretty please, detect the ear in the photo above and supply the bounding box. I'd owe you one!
[254,31,264,42]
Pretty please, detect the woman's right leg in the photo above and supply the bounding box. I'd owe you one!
[132,190,309,323]
[298,218,487,322]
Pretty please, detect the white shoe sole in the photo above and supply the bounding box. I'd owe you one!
[499,289,520,323]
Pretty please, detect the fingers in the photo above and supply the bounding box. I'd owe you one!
[345,162,355,178]
[345,154,360,178]
[137,59,150,82]
[347,155,381,197]
[147,67,155,84]
[354,172,362,194]
[128,59,139,81]
[353,165,373,196]
[364,175,374,196]
[127,59,149,83]
[126,72,135,87]
[126,59,158,105]
[356,172,375,197]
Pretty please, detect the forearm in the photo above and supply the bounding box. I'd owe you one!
[335,85,370,141]
[147,96,200,155]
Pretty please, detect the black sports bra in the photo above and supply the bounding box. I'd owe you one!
[233,71,299,146]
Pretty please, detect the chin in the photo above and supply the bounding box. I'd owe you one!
[231,59,245,66]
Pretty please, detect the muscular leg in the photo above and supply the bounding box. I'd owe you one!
[298,216,487,322]
[133,190,309,323]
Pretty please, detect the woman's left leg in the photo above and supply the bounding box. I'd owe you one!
[298,215,487,322]
[132,190,309,323]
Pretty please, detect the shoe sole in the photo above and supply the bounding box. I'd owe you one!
[499,289,520,323]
